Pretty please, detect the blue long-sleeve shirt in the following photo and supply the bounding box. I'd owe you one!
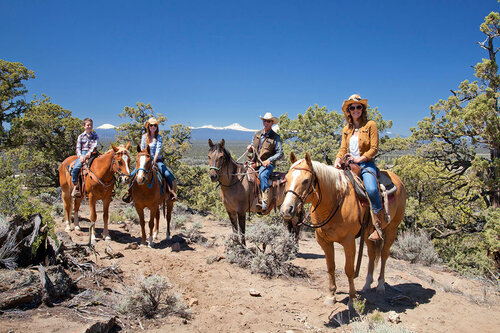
[141,133,163,159]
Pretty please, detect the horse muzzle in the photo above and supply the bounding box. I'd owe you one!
[209,170,219,182]
[280,203,296,219]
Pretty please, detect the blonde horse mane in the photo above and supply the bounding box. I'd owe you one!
[310,160,349,194]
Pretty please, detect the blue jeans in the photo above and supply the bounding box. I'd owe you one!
[258,164,274,192]
[130,161,175,188]
[359,161,382,213]
[71,150,87,184]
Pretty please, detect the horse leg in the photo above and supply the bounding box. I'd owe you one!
[343,238,357,309]
[363,237,377,291]
[73,197,84,231]
[237,212,246,246]
[148,207,157,248]
[316,233,337,305]
[377,229,397,294]
[153,205,159,241]
[165,200,174,241]
[62,188,73,232]
[102,197,111,241]
[88,195,98,245]
[136,206,147,245]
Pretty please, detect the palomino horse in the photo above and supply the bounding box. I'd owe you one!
[59,144,131,243]
[280,152,406,307]
[130,145,176,247]
[208,139,302,243]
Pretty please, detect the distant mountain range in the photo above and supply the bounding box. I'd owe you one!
[95,123,259,143]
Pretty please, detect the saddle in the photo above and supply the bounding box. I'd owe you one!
[67,151,100,195]
[246,162,287,209]
[341,160,397,212]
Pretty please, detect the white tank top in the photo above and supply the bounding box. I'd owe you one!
[349,131,360,157]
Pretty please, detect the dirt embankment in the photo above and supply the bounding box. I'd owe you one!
[1,200,499,333]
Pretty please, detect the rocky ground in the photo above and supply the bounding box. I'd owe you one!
[1,199,499,333]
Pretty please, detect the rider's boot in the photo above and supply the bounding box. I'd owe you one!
[71,183,81,198]
[257,188,270,211]
[368,209,388,241]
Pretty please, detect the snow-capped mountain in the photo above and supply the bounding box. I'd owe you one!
[94,122,259,142]
[190,123,257,141]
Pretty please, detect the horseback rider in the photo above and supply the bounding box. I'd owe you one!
[71,117,99,198]
[334,94,387,241]
[122,117,177,203]
[246,112,284,211]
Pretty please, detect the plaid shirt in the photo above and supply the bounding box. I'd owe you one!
[76,131,99,157]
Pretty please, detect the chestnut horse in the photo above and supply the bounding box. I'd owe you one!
[130,145,176,247]
[59,144,131,244]
[280,152,406,307]
[208,139,303,244]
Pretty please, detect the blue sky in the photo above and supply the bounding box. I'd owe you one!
[1,0,497,136]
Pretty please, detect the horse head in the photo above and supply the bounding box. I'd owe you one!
[281,152,316,219]
[208,138,229,182]
[111,143,131,183]
[135,145,153,185]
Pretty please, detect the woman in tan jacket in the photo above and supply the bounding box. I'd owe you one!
[334,94,386,241]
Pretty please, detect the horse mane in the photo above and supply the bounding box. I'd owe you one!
[105,145,130,156]
[293,159,348,193]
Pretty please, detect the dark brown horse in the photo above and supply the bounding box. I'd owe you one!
[280,152,406,307]
[59,144,131,244]
[130,145,176,247]
[208,139,302,243]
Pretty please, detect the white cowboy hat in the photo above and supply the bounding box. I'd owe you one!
[341,94,368,114]
[259,112,279,125]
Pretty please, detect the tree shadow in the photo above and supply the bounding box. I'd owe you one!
[324,282,436,328]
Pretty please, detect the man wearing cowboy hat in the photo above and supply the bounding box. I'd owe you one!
[247,112,284,211]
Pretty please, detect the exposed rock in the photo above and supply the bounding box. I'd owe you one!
[388,310,401,323]
[249,288,261,297]
[85,316,118,333]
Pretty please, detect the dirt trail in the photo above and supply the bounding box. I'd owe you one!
[1,200,499,332]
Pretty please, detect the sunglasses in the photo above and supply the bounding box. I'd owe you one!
[149,124,158,127]
[263,119,272,123]
[349,105,363,111]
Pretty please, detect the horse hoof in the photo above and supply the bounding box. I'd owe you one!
[65,225,71,232]
[376,286,386,295]
[75,225,81,231]
[324,296,336,305]
[105,235,111,241]
[153,232,158,241]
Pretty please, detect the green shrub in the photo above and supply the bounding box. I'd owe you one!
[123,206,139,224]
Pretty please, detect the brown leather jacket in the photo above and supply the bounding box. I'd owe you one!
[336,120,379,161]
[252,129,281,166]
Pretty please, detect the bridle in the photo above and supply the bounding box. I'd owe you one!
[133,152,155,187]
[88,151,130,187]
[286,164,347,229]
[209,147,245,188]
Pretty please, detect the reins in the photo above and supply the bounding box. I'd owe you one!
[86,152,118,188]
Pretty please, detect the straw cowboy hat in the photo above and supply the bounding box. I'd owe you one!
[341,94,368,114]
[145,117,159,129]
[259,112,279,125]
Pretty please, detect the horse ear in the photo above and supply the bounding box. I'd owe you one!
[208,139,214,147]
[146,145,151,155]
[220,139,225,148]
[136,144,141,153]
[126,142,131,150]
[305,152,312,167]
[290,151,297,164]
[111,144,118,152]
